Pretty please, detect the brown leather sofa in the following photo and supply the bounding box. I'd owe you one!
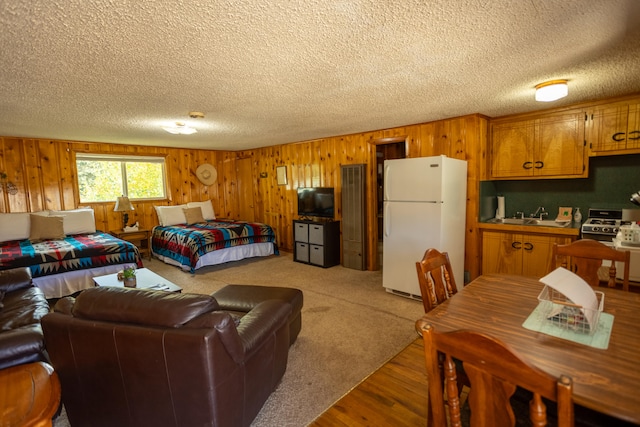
[0,267,50,370]
[42,286,292,427]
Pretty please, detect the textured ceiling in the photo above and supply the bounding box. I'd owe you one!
[1,0,640,151]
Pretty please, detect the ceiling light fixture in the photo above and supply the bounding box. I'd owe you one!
[535,79,568,102]
[162,121,197,135]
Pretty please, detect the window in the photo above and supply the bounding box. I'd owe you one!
[76,154,166,202]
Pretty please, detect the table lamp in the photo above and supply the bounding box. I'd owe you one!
[114,196,134,230]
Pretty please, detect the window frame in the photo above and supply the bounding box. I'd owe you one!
[75,153,168,203]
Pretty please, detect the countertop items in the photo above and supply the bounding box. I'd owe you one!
[556,207,573,222]
[480,218,581,236]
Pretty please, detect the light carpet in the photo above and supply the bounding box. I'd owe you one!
[52,252,424,426]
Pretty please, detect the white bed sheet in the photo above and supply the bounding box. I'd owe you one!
[33,263,138,299]
[152,242,275,272]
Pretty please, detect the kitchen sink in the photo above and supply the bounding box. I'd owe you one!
[487,218,571,228]
[526,219,571,228]
[487,218,532,225]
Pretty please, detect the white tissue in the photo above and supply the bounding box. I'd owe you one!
[496,196,505,219]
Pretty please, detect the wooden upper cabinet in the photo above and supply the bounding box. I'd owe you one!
[490,111,587,179]
[588,99,640,155]
[491,119,535,178]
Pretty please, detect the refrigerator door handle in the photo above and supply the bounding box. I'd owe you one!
[384,203,391,237]
[383,164,391,201]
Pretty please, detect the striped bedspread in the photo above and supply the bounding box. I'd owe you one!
[0,232,143,278]
[151,220,278,272]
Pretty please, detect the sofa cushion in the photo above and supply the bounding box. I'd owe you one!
[0,285,50,370]
[0,287,50,329]
[0,325,47,370]
[0,267,34,294]
[72,286,220,328]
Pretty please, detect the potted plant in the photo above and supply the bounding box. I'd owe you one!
[122,267,137,288]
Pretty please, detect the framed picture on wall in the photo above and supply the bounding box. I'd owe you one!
[276,166,287,185]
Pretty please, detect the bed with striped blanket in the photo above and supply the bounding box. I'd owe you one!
[0,232,143,298]
[151,219,278,272]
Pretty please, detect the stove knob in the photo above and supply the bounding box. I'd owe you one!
[602,227,610,233]
[613,227,619,234]
[592,226,600,232]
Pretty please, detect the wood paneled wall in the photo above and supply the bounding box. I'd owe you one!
[237,113,487,279]
[0,113,487,280]
[0,138,231,233]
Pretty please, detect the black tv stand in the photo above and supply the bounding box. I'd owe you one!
[293,220,340,268]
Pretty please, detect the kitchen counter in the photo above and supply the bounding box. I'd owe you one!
[478,219,581,237]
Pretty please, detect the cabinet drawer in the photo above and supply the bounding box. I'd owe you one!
[294,223,309,242]
[295,242,309,263]
[309,224,325,245]
[309,244,325,266]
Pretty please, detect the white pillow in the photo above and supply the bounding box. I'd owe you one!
[50,208,96,235]
[155,205,187,226]
[0,211,49,243]
[187,200,215,220]
[0,212,32,242]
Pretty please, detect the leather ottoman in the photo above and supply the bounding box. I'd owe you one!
[213,285,303,344]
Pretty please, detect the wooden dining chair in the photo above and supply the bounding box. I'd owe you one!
[553,239,630,291]
[416,248,468,426]
[415,248,458,313]
[416,319,575,427]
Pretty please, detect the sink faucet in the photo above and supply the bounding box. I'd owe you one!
[530,206,548,220]
[515,211,525,219]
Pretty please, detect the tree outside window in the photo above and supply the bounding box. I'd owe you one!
[76,154,166,202]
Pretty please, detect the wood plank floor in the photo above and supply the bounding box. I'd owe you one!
[308,338,429,427]
[309,278,640,427]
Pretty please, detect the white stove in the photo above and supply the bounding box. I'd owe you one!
[581,208,640,283]
[580,208,632,241]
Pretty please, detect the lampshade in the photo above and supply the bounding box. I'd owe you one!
[535,80,568,102]
[114,196,134,212]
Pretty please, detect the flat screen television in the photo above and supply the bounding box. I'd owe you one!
[297,187,335,219]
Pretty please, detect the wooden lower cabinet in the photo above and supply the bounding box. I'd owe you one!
[482,231,572,278]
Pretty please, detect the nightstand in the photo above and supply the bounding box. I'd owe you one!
[110,229,151,260]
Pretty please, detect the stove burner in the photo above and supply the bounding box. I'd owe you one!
[588,219,616,225]
[581,208,624,241]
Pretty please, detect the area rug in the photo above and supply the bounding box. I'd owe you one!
[52,252,425,426]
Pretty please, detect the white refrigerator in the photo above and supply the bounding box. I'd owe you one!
[382,155,467,298]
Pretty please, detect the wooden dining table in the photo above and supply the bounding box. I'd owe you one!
[419,273,640,425]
